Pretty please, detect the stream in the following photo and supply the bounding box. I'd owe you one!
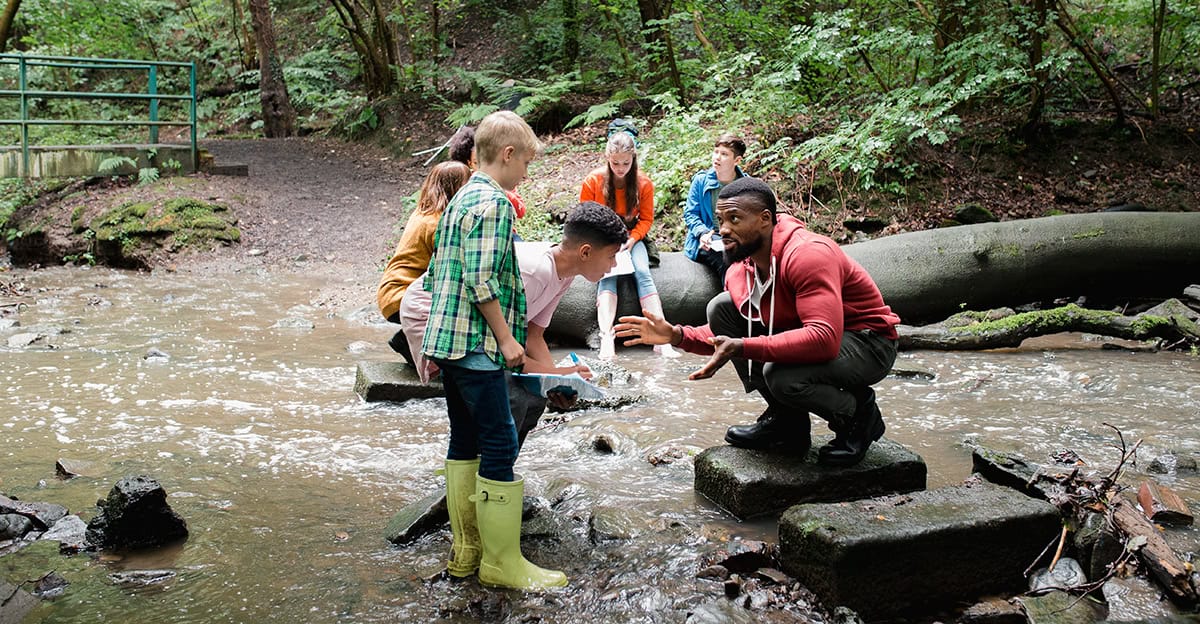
[2,265,1198,622]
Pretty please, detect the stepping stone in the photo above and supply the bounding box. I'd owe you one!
[354,361,443,403]
[778,480,1060,620]
[384,488,447,545]
[209,162,248,176]
[693,437,926,519]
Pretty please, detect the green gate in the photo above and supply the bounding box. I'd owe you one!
[0,53,198,178]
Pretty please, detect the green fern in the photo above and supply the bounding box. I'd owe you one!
[98,156,137,174]
[566,100,622,130]
[443,70,581,127]
[137,167,160,185]
[444,102,501,127]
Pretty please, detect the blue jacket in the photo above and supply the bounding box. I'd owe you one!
[683,166,747,260]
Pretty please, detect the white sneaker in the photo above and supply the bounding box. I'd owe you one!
[654,343,681,358]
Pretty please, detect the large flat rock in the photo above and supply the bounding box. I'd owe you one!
[778,480,1061,620]
[693,437,926,519]
[354,361,443,403]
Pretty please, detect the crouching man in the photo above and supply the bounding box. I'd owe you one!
[614,177,900,466]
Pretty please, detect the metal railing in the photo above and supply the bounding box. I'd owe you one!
[0,53,197,177]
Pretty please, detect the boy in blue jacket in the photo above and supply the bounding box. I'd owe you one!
[683,133,747,277]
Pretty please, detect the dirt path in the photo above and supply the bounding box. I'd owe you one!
[188,137,432,311]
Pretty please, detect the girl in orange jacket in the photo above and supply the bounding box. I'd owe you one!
[579,129,677,359]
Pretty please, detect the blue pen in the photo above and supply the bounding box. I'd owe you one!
[569,351,581,365]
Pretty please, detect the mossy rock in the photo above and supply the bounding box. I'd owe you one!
[81,197,239,266]
[191,215,232,230]
[212,227,240,242]
[90,201,152,238]
[165,197,226,217]
[70,205,87,232]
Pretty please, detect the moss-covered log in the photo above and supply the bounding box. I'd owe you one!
[898,299,1200,350]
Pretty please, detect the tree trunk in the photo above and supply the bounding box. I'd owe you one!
[1052,0,1127,124]
[691,9,715,62]
[369,0,398,68]
[1150,0,1167,117]
[0,0,22,53]
[561,0,579,69]
[249,0,296,138]
[1018,0,1049,136]
[636,0,685,101]
[842,212,1200,325]
[231,0,257,71]
[602,8,634,79]
[897,299,1200,350]
[912,0,964,51]
[328,0,394,97]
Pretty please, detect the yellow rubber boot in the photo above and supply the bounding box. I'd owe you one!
[439,458,481,577]
[470,474,567,589]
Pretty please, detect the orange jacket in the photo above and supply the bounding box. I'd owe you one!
[579,167,654,242]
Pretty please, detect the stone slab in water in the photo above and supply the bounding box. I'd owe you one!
[693,437,926,519]
[0,580,38,624]
[354,361,443,403]
[778,480,1060,620]
[384,488,447,545]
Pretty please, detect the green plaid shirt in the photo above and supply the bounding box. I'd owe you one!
[421,171,527,367]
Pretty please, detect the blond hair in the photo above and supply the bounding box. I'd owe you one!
[474,111,541,165]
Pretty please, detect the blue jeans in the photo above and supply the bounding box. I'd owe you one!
[597,239,657,298]
[437,361,518,481]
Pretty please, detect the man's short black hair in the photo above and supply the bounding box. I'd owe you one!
[448,126,475,165]
[718,177,777,218]
[563,201,629,247]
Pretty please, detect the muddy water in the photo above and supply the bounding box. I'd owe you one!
[2,266,1198,623]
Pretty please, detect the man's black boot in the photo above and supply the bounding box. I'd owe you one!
[725,408,811,455]
[818,387,885,467]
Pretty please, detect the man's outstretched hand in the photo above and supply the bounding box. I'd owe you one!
[688,335,742,380]
[614,313,675,346]
[616,315,743,380]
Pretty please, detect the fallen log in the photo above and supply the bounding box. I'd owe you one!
[1109,496,1199,607]
[545,213,1200,347]
[897,299,1200,350]
[844,212,1200,325]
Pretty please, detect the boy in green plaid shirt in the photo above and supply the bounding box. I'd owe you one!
[421,111,567,590]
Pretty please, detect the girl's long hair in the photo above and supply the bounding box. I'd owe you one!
[603,131,639,216]
[417,161,471,215]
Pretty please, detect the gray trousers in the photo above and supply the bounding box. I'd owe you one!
[506,372,548,448]
[706,292,897,428]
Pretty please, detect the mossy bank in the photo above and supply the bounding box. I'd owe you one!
[7,184,240,270]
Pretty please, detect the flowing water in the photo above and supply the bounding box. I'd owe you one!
[2,266,1198,623]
